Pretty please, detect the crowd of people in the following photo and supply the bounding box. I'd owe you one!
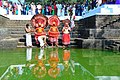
[0,0,117,16]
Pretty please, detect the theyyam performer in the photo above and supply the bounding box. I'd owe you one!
[48,15,60,47]
[31,14,48,48]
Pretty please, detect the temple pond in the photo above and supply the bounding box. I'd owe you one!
[0,48,120,80]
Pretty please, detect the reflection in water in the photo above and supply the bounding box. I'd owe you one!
[1,48,98,80]
[26,48,32,61]
[33,48,47,78]
[48,48,60,78]
[63,49,70,71]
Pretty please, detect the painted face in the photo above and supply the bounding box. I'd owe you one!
[53,22,56,26]
[39,23,43,27]
[65,23,68,25]
[41,24,43,27]
[65,23,69,27]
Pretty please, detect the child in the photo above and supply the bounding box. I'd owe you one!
[62,19,71,48]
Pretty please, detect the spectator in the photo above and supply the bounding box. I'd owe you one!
[42,5,45,15]
[30,2,36,15]
[0,0,2,7]
[45,4,49,15]
[96,0,102,6]
[17,3,22,15]
[26,4,29,15]
[37,3,42,14]
[51,4,54,15]
[56,2,62,17]
[53,2,57,15]
[48,5,52,15]
[61,4,65,16]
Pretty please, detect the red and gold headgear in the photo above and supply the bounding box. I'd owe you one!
[31,14,48,28]
[48,15,60,27]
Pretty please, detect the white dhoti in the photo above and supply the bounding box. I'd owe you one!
[38,36,46,47]
[26,33,32,47]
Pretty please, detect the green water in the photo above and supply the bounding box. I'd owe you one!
[0,48,120,80]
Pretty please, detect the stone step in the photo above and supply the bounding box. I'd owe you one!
[8,27,25,31]
[10,34,25,38]
[105,46,111,50]
[17,38,82,47]
[112,43,118,46]
[10,33,80,39]
[115,41,120,44]
[10,31,79,35]
[18,37,82,42]
[5,20,30,26]
[11,31,26,34]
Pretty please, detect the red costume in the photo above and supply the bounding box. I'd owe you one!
[48,15,60,46]
[62,19,71,45]
[31,14,48,44]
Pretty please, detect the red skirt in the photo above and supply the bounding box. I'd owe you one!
[49,37,58,43]
[62,33,70,45]
[48,32,59,37]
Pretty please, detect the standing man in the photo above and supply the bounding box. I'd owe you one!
[25,24,32,47]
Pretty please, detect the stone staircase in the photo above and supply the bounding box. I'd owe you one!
[79,14,120,51]
[104,40,120,52]
[1,17,82,48]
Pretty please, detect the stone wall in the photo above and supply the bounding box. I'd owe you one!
[0,15,9,27]
[0,15,18,49]
[0,28,18,49]
[78,15,120,50]
[0,28,10,40]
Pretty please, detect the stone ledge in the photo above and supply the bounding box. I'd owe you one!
[0,38,18,49]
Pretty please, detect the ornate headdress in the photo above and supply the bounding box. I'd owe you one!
[31,14,48,28]
[48,15,60,27]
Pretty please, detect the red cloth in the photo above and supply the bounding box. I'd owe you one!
[62,34,70,45]
[0,1,2,7]
[48,27,59,37]
[49,37,58,43]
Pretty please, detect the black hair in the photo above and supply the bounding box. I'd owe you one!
[26,24,29,28]
[26,24,29,27]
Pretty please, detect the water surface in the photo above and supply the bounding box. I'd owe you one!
[0,48,120,80]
